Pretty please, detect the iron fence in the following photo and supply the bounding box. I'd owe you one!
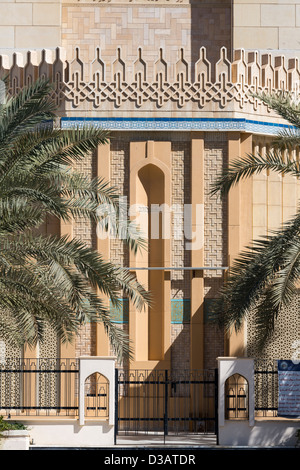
[115,368,218,437]
[0,358,79,417]
[254,359,278,417]
[0,357,281,423]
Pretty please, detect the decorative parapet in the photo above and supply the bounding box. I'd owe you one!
[1,46,299,126]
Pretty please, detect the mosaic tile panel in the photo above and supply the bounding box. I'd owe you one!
[171,299,191,324]
[109,299,129,324]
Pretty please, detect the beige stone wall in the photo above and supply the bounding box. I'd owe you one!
[170,141,191,370]
[252,137,300,241]
[234,1,300,57]
[171,323,190,371]
[0,0,61,52]
[61,0,232,68]
[171,141,191,302]
[101,131,226,369]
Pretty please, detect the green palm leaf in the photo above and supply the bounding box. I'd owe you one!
[210,150,300,197]
[0,77,149,361]
[210,90,300,350]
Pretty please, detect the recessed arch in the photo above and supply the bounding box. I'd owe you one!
[128,141,172,364]
[137,163,165,360]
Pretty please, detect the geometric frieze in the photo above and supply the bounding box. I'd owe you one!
[1,46,300,121]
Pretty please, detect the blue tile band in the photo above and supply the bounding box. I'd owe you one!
[110,298,191,323]
[61,116,294,135]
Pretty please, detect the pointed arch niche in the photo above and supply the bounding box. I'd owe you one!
[129,142,172,365]
[218,357,254,427]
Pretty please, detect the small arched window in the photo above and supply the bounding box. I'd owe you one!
[225,374,249,420]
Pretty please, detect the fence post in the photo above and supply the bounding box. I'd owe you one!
[217,357,255,446]
[79,356,116,426]
[164,369,169,438]
[214,368,219,445]
[114,368,119,445]
[218,357,255,427]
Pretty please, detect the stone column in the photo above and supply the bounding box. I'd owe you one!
[79,356,116,426]
[227,133,253,357]
[95,141,111,357]
[128,141,172,368]
[190,133,205,370]
[218,357,255,428]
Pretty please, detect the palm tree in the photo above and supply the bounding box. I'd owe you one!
[0,78,149,361]
[210,91,300,350]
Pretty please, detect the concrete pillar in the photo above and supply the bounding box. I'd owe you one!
[218,357,255,428]
[79,356,116,426]
[60,206,76,359]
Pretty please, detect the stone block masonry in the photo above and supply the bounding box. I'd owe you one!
[61,0,232,68]
[203,133,227,368]
[234,1,300,57]
[0,1,61,51]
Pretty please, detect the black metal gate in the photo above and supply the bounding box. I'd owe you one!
[115,368,218,443]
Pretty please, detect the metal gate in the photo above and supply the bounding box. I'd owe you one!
[115,368,218,442]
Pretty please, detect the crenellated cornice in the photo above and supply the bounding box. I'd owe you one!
[1,46,299,131]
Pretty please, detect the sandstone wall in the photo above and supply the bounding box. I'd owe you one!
[234,0,300,58]
[0,0,61,53]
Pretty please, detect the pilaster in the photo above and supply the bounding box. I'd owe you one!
[227,132,253,357]
[190,133,205,370]
[95,141,111,357]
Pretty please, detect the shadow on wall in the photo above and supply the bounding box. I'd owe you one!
[190,0,233,81]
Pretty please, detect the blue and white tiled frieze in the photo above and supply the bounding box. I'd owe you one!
[61,116,294,135]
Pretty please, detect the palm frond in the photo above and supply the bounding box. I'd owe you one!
[251,90,300,128]
[208,89,300,349]
[210,149,300,197]
[272,127,300,151]
[0,78,150,359]
[0,78,56,144]
[210,207,300,338]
